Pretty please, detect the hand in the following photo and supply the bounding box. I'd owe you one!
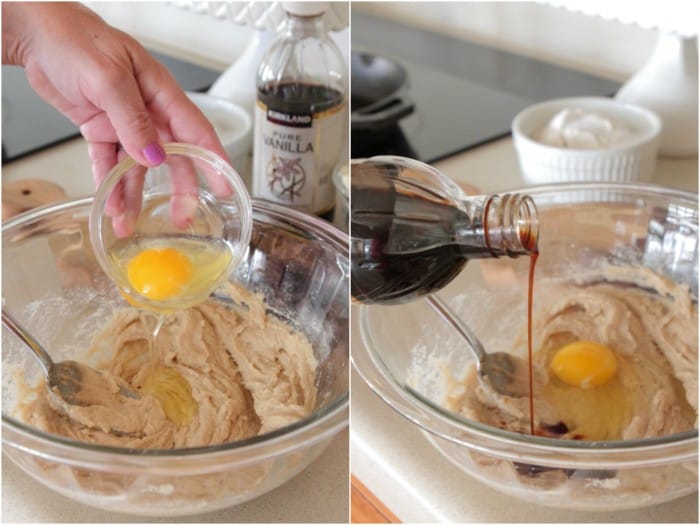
[2,2,233,237]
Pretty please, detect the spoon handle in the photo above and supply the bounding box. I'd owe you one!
[2,309,54,375]
[425,294,487,362]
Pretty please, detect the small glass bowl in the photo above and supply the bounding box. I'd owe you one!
[89,143,252,311]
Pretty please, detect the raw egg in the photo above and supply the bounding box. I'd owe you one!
[543,340,631,440]
[549,340,617,389]
[110,236,234,312]
[141,366,197,426]
[127,247,193,301]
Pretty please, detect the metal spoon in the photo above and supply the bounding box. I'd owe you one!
[426,295,529,397]
[2,309,140,410]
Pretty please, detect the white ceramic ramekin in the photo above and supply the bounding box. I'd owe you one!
[512,97,662,184]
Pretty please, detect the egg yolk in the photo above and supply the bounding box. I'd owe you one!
[126,248,193,301]
[549,340,618,389]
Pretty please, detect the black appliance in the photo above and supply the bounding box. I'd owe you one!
[351,11,621,163]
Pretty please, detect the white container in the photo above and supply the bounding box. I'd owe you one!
[512,97,662,184]
[187,92,253,186]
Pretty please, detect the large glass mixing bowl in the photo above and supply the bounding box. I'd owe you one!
[354,182,697,511]
[2,199,348,517]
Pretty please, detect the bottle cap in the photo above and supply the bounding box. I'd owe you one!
[283,2,329,17]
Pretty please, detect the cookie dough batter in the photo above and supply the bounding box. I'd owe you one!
[444,266,697,441]
[19,283,318,448]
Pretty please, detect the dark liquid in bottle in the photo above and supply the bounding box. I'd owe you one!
[352,241,472,304]
[257,81,344,115]
[351,164,490,304]
[257,82,344,222]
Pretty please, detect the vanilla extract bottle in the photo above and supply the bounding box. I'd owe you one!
[351,156,540,304]
[253,1,347,218]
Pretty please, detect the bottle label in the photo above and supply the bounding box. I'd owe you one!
[253,99,345,214]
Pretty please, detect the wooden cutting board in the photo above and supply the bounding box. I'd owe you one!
[2,179,68,220]
[351,475,401,523]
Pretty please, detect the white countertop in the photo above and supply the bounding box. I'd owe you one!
[350,138,699,523]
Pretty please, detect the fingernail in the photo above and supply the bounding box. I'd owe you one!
[142,142,166,166]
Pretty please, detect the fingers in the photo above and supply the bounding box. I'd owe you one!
[89,141,145,238]
[86,42,241,237]
[177,107,235,198]
[166,155,198,229]
[90,49,165,169]
[111,165,145,238]
[163,94,234,198]
[137,68,234,198]
[88,141,122,217]
[18,5,244,238]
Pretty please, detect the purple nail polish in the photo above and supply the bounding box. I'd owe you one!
[142,142,166,165]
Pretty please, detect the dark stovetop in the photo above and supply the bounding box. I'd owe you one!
[351,11,621,163]
[2,50,221,164]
